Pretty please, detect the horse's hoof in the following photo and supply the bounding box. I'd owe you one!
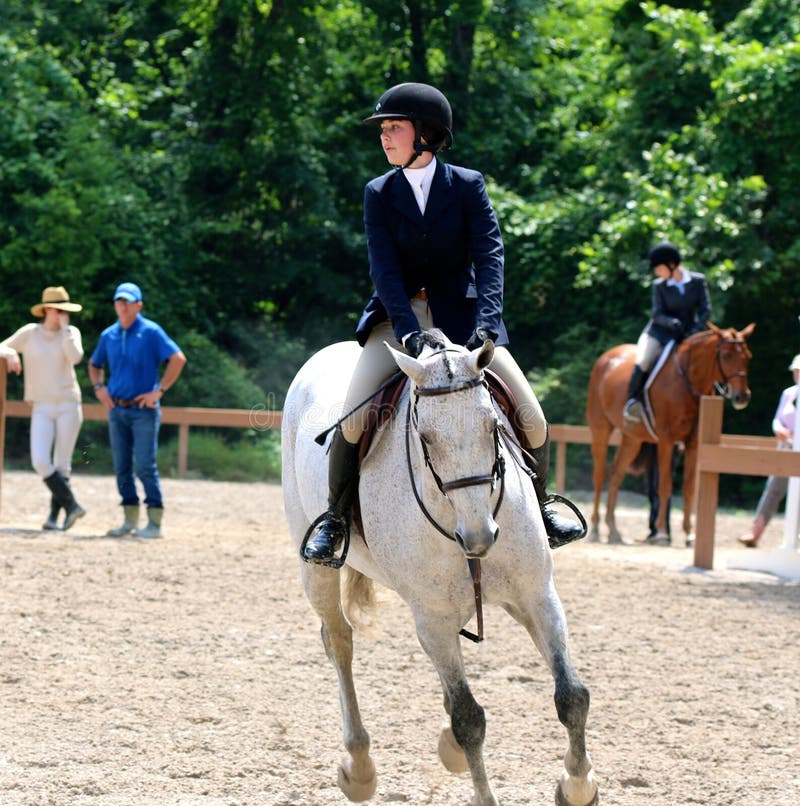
[588,528,600,544]
[685,532,696,548]
[338,755,377,803]
[555,770,599,806]
[438,725,469,773]
[606,531,623,545]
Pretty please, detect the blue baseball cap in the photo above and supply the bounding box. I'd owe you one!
[114,282,142,302]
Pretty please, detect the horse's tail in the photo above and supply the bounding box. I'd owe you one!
[342,566,381,637]
[628,443,654,476]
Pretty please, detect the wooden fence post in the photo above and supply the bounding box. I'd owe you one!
[693,395,724,570]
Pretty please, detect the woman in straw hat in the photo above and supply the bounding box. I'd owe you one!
[0,286,87,530]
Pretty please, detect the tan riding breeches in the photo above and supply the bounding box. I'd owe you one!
[340,297,547,450]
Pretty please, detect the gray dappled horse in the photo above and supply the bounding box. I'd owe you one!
[282,333,598,806]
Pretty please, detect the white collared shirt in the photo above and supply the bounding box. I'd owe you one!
[403,158,437,214]
[666,267,688,294]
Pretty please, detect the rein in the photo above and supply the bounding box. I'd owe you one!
[405,371,506,643]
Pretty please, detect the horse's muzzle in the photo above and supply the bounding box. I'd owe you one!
[731,389,752,410]
[455,524,499,559]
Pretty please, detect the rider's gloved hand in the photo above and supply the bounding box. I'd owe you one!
[403,331,445,358]
[465,327,497,351]
[667,318,684,336]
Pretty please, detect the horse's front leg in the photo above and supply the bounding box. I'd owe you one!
[505,583,599,806]
[416,616,497,806]
[302,565,377,802]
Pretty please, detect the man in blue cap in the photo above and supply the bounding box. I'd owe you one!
[88,282,187,537]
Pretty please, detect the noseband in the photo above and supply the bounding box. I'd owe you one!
[406,372,506,541]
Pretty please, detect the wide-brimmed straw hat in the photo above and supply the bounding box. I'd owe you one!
[789,354,800,372]
[31,286,83,317]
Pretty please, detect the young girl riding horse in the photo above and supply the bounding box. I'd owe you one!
[623,240,712,427]
[303,82,585,565]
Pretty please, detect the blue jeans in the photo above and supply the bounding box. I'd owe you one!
[108,406,163,508]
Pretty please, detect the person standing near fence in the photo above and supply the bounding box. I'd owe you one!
[738,353,800,547]
[0,286,86,530]
[88,283,186,538]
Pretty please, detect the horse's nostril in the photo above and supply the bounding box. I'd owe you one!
[454,531,466,550]
[492,526,500,544]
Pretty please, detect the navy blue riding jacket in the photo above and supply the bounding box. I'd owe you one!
[645,271,712,345]
[355,159,509,348]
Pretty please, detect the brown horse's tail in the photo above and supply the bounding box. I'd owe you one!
[627,443,654,477]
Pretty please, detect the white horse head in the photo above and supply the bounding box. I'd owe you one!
[385,332,500,559]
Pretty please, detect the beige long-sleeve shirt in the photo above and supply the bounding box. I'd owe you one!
[0,323,83,404]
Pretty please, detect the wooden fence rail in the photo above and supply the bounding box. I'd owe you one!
[694,396,800,569]
[3,368,798,568]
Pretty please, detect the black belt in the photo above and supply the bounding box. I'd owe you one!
[112,397,139,407]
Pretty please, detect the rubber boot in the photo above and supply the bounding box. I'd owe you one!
[135,507,163,538]
[528,428,586,549]
[108,505,141,537]
[43,471,86,531]
[42,492,61,530]
[623,366,648,426]
[303,430,361,565]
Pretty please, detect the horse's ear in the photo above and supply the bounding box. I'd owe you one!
[707,321,720,334]
[385,342,425,383]
[468,339,494,374]
[739,322,756,339]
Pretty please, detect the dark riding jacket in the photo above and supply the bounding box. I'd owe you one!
[355,159,509,348]
[645,271,712,345]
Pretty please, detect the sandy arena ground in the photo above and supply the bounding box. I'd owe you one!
[1,470,798,806]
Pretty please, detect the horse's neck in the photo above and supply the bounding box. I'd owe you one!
[678,334,719,395]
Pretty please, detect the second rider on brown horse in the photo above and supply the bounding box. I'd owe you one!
[623,241,712,427]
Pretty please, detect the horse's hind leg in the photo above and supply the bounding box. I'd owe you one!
[589,430,611,543]
[302,565,377,802]
[506,588,599,806]
[416,618,498,806]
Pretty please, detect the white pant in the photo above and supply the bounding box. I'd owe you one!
[341,297,547,449]
[30,401,83,478]
[634,332,664,373]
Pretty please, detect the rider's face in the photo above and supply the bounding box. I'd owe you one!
[379,119,425,167]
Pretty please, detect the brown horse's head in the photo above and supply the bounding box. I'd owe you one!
[705,322,756,409]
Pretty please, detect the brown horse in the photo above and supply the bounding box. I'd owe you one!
[586,322,755,545]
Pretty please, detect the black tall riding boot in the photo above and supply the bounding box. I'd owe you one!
[623,366,648,425]
[43,471,86,531]
[303,430,361,565]
[42,491,61,530]
[528,428,586,549]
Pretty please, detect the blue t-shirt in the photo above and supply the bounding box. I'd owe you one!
[90,315,180,399]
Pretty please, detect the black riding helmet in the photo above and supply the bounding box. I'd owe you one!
[648,241,681,270]
[364,82,453,167]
